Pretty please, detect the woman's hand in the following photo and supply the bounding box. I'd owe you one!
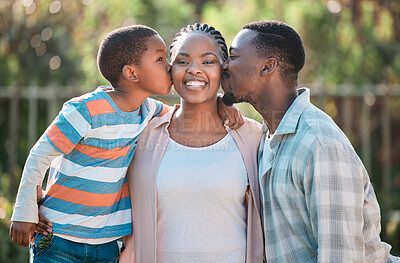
[217,94,244,130]
[35,185,53,236]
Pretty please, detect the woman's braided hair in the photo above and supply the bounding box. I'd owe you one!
[170,23,228,63]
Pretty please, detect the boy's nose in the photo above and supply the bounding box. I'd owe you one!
[166,62,172,72]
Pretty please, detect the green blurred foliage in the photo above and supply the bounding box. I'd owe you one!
[1,0,399,260]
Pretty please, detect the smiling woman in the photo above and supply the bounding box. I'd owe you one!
[120,23,264,263]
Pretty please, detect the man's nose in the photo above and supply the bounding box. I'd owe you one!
[221,60,228,70]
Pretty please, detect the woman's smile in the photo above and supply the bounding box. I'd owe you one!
[183,79,208,91]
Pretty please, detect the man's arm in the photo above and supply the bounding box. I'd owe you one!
[304,143,367,262]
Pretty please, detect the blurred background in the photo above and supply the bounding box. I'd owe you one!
[0,0,399,261]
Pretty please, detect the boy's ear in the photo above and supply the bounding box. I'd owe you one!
[261,57,277,76]
[122,65,139,82]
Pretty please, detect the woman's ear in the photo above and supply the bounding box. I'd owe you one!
[122,65,139,82]
[261,57,277,76]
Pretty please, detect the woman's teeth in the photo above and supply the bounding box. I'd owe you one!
[185,81,206,87]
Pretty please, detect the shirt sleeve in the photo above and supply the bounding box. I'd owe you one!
[11,101,91,223]
[304,143,370,262]
[11,135,62,223]
[148,98,172,119]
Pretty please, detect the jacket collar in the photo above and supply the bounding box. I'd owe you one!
[275,87,311,136]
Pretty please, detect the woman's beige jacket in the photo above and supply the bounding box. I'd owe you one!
[120,105,264,263]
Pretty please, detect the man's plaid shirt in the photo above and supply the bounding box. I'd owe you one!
[259,88,399,262]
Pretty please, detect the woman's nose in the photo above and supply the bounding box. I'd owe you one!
[187,62,201,74]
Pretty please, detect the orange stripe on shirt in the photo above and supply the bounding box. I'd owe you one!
[46,182,130,207]
[46,124,76,154]
[85,99,115,116]
[159,105,172,116]
[75,143,131,160]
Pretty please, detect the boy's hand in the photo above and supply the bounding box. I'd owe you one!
[9,185,44,247]
[217,95,244,130]
[9,221,36,247]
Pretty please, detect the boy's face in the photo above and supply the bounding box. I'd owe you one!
[135,34,172,95]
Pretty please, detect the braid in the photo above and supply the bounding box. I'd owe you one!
[170,23,228,63]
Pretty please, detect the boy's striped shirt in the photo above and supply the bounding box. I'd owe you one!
[12,87,170,244]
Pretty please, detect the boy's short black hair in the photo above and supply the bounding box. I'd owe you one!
[97,25,158,86]
[242,20,305,85]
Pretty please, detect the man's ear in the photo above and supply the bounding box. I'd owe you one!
[122,65,139,82]
[261,57,277,76]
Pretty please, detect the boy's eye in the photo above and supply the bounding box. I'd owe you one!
[156,57,163,62]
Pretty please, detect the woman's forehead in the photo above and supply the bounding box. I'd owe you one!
[172,32,218,55]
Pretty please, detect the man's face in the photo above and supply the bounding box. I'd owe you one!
[221,29,261,106]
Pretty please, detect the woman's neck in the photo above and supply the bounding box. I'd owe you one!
[175,98,224,132]
[168,98,227,147]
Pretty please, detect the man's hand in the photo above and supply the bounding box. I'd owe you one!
[9,221,36,247]
[217,95,244,130]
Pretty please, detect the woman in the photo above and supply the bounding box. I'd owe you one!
[120,23,264,263]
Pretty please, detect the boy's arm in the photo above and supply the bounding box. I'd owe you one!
[10,135,61,247]
[10,186,50,247]
[148,98,172,119]
[11,101,90,245]
[11,135,62,223]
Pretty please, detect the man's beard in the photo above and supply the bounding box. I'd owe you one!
[222,90,238,106]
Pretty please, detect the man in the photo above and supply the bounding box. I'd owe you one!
[222,20,400,262]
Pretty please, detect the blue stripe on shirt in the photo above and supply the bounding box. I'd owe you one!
[50,173,126,194]
[64,149,136,168]
[82,137,139,149]
[52,222,132,239]
[55,114,83,145]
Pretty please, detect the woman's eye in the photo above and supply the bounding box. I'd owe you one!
[177,60,188,64]
[203,60,215,65]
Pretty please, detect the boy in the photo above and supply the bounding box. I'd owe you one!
[10,25,173,262]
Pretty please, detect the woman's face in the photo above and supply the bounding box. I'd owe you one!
[171,32,221,104]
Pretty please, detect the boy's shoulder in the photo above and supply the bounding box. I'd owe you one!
[63,87,115,116]
[66,87,106,104]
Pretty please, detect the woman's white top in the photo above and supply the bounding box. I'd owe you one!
[156,134,248,263]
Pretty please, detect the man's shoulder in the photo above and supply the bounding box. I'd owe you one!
[296,104,353,150]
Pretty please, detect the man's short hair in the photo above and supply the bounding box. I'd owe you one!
[97,25,158,86]
[242,20,305,84]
